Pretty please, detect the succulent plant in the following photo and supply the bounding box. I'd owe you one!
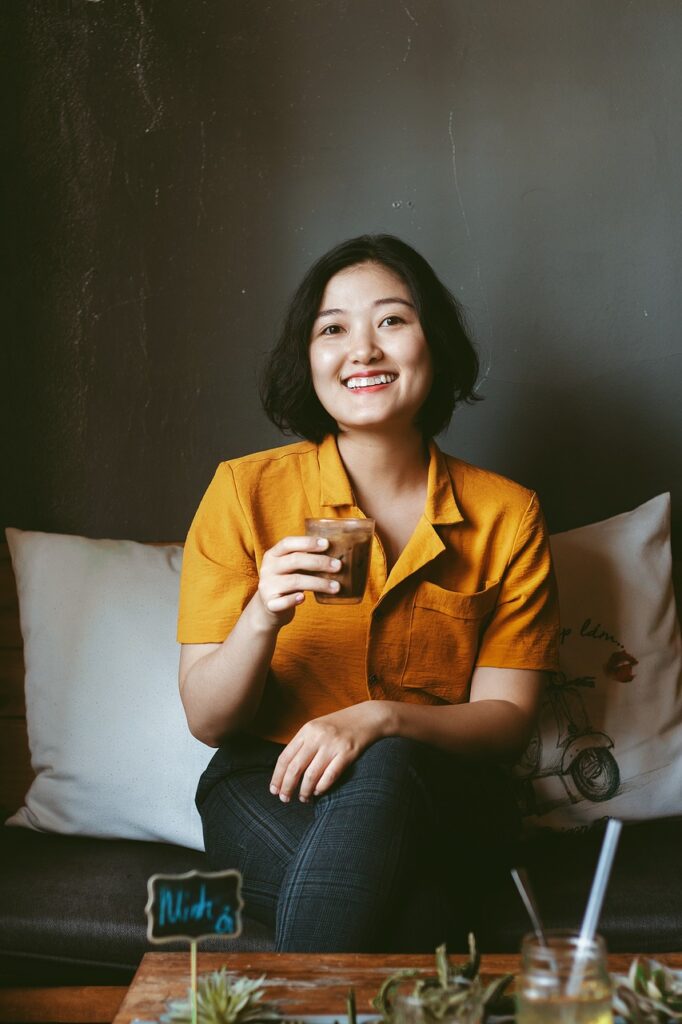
[159,970,281,1024]
[614,958,682,1024]
[371,934,514,1024]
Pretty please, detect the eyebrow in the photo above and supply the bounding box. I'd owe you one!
[315,297,415,321]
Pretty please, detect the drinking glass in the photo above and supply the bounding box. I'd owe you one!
[304,517,375,604]
[517,930,613,1024]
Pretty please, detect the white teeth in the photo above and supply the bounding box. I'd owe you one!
[345,373,398,389]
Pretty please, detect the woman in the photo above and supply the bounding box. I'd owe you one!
[177,234,559,952]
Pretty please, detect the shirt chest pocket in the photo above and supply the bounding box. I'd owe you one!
[400,580,502,702]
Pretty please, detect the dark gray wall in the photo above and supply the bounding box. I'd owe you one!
[3,1,681,543]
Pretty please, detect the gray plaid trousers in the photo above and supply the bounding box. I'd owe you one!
[196,733,519,952]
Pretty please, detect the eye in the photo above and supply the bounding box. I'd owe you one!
[380,315,404,327]
[320,324,343,336]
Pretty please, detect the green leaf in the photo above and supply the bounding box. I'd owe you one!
[616,985,646,1024]
[652,969,667,997]
[481,973,514,1013]
[634,964,649,996]
[458,934,481,982]
[347,988,357,1024]
[371,969,420,1020]
[435,944,450,989]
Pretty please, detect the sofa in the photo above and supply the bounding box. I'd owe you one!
[1,508,681,1021]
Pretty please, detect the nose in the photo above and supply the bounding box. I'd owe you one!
[349,323,383,363]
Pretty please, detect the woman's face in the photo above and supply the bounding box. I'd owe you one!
[308,262,433,437]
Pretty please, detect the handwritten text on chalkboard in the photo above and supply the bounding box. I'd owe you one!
[145,869,243,944]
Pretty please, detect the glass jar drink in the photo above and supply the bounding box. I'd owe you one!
[304,517,375,604]
[517,931,613,1024]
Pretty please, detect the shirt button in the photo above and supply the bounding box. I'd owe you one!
[369,673,380,685]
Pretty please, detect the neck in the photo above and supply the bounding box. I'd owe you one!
[335,428,431,505]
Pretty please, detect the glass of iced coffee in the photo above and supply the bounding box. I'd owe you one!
[304,518,375,604]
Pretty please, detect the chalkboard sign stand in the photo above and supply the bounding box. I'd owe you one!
[190,937,197,1024]
[145,868,244,1024]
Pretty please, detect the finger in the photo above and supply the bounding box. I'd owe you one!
[270,737,304,797]
[313,753,344,797]
[298,750,332,802]
[276,552,342,575]
[268,536,329,557]
[262,591,305,613]
[278,746,316,803]
[263,573,340,601]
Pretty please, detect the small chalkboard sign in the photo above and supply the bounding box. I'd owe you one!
[145,869,243,945]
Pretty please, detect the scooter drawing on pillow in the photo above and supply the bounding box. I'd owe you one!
[514,648,638,817]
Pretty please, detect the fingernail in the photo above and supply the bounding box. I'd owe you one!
[317,538,328,548]
[269,785,278,795]
[330,558,341,569]
[329,580,340,591]
[299,796,308,804]
[279,794,290,803]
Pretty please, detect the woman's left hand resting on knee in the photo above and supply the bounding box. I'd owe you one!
[270,665,545,803]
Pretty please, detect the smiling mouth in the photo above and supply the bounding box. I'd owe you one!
[343,373,398,390]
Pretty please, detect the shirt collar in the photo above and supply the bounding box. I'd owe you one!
[425,438,463,525]
[318,433,463,525]
[318,433,355,507]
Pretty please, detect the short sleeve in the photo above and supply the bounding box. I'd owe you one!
[476,492,560,671]
[177,463,259,643]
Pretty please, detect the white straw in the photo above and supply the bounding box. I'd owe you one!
[579,818,622,944]
[567,818,622,995]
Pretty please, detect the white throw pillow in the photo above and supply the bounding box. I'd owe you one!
[513,494,682,830]
[5,528,213,849]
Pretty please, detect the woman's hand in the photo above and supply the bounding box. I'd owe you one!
[255,535,342,629]
[270,702,389,802]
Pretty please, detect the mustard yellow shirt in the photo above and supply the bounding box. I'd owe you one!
[177,435,560,744]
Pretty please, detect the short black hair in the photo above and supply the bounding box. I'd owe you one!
[259,234,481,441]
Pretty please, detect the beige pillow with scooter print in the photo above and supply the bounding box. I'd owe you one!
[512,493,682,831]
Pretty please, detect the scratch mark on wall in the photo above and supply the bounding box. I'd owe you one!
[448,111,473,245]
[97,293,149,318]
[521,187,549,202]
[137,281,149,362]
[134,0,163,133]
[96,283,166,333]
[65,265,97,449]
[197,120,207,227]
[74,268,96,393]
[401,4,416,64]
[448,109,493,387]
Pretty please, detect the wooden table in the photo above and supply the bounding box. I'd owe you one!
[112,951,682,1023]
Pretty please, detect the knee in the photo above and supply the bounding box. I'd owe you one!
[362,735,419,766]
[343,736,429,794]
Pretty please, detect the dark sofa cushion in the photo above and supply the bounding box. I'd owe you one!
[0,826,273,987]
[2,817,681,987]
[476,816,682,953]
